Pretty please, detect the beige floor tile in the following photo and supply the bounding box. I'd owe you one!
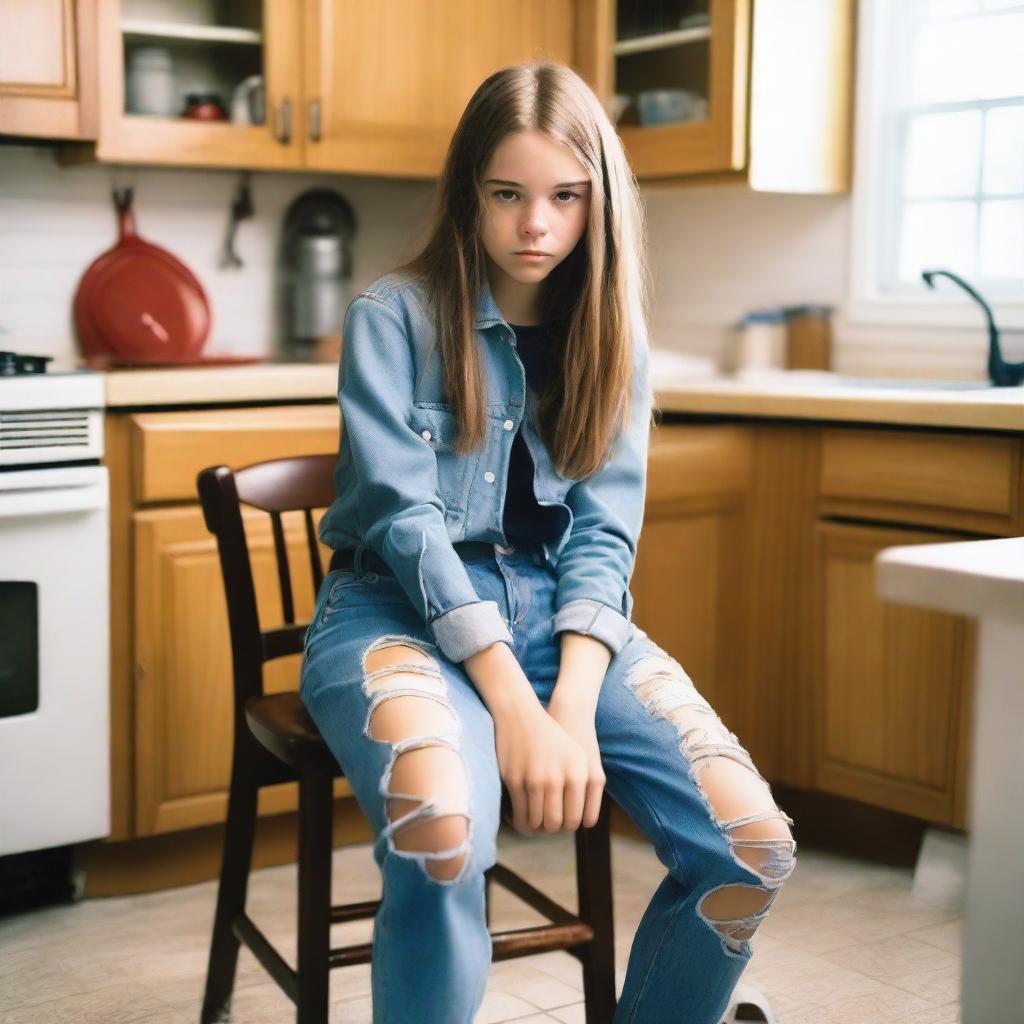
[548,1004,587,1024]
[474,987,543,1022]
[0,831,966,1023]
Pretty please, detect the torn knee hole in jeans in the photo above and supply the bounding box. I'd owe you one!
[361,636,473,885]
[626,653,798,958]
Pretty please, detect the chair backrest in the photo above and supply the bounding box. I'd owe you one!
[196,454,337,707]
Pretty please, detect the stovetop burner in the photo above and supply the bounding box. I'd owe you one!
[0,352,54,376]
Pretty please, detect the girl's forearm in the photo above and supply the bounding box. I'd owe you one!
[552,632,612,710]
[463,641,542,721]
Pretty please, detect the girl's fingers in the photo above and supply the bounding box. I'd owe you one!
[527,781,548,832]
[583,777,604,828]
[542,781,564,832]
[562,776,585,832]
[510,783,530,834]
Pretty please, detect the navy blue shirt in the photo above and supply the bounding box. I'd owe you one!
[503,322,565,543]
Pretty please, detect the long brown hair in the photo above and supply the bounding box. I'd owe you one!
[395,60,652,481]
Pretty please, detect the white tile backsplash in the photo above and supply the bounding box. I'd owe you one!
[0,145,435,361]
[2,143,1018,376]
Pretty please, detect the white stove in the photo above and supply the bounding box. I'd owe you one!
[0,353,110,856]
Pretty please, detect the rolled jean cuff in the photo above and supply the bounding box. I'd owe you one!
[429,599,514,663]
[552,598,633,656]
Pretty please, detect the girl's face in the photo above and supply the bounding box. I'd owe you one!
[479,130,592,295]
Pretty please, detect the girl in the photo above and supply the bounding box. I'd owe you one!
[300,61,796,1024]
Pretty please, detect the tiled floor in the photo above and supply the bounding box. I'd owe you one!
[0,829,963,1023]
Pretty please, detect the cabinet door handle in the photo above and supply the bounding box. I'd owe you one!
[309,98,322,142]
[275,98,292,145]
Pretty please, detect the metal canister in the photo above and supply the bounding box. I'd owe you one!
[782,304,833,370]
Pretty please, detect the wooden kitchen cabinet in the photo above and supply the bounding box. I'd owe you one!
[0,0,98,140]
[631,424,755,747]
[83,0,573,174]
[812,521,977,829]
[301,0,575,178]
[93,0,304,170]
[105,403,341,841]
[576,0,855,191]
[132,503,351,836]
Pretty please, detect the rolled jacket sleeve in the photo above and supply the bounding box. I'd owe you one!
[551,327,653,656]
[334,293,513,664]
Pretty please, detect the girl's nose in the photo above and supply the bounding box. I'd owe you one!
[522,202,548,236]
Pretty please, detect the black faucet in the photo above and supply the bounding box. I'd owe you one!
[921,269,1024,387]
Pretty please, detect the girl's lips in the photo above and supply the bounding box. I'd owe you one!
[515,252,550,259]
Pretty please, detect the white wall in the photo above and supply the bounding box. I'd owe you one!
[2,143,1019,378]
[0,145,435,362]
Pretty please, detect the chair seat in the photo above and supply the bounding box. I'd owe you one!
[245,692,341,775]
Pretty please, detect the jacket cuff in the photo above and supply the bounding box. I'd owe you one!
[428,599,514,663]
[552,598,633,656]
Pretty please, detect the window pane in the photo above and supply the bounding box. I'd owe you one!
[983,105,1024,194]
[911,18,984,103]
[979,199,1024,279]
[903,110,982,198]
[899,201,977,283]
[915,8,1024,102]
[976,13,1024,100]
[926,0,979,16]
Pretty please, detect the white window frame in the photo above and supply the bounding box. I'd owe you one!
[845,0,1024,332]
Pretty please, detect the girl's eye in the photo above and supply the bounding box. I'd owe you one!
[492,190,582,203]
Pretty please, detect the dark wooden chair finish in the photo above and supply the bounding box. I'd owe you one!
[197,454,617,1023]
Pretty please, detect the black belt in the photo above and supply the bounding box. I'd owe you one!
[329,540,503,575]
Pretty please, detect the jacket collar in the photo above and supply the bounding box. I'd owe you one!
[473,268,508,329]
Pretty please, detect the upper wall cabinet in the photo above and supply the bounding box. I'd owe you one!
[576,0,856,193]
[85,0,574,175]
[301,0,575,178]
[0,0,98,140]
[94,0,304,170]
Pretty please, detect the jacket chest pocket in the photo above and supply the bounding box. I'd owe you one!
[409,406,478,516]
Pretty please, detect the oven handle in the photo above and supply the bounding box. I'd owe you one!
[0,467,108,518]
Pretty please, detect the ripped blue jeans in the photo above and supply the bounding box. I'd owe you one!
[299,539,797,1024]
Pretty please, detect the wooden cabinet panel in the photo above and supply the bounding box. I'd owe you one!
[819,427,1021,535]
[133,504,347,836]
[633,424,753,743]
[0,0,97,139]
[813,521,976,827]
[575,0,853,191]
[131,404,339,503]
[94,0,304,170]
[301,0,574,177]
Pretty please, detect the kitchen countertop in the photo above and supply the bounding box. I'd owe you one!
[876,536,1024,1023]
[102,363,1024,432]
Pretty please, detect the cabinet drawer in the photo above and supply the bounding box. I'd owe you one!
[819,427,1021,534]
[131,405,340,503]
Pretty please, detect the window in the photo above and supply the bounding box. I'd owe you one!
[847,0,1024,329]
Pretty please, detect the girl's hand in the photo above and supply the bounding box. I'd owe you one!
[492,700,590,835]
[545,691,606,829]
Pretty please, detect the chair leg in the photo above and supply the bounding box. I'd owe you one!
[296,771,333,1023]
[576,795,617,1024]
[201,752,259,1023]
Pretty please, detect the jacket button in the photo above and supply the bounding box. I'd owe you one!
[483,471,496,483]
[503,419,514,430]
[421,429,432,441]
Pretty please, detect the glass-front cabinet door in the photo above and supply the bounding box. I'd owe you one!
[95,0,304,169]
[582,0,751,179]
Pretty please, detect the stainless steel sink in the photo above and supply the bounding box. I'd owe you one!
[838,376,995,390]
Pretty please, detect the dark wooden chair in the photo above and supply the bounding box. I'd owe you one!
[197,454,617,1023]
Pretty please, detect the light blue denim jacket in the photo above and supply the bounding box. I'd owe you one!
[317,270,653,665]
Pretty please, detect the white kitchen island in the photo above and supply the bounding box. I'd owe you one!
[876,537,1024,1024]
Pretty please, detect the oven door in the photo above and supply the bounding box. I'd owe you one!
[0,465,110,855]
